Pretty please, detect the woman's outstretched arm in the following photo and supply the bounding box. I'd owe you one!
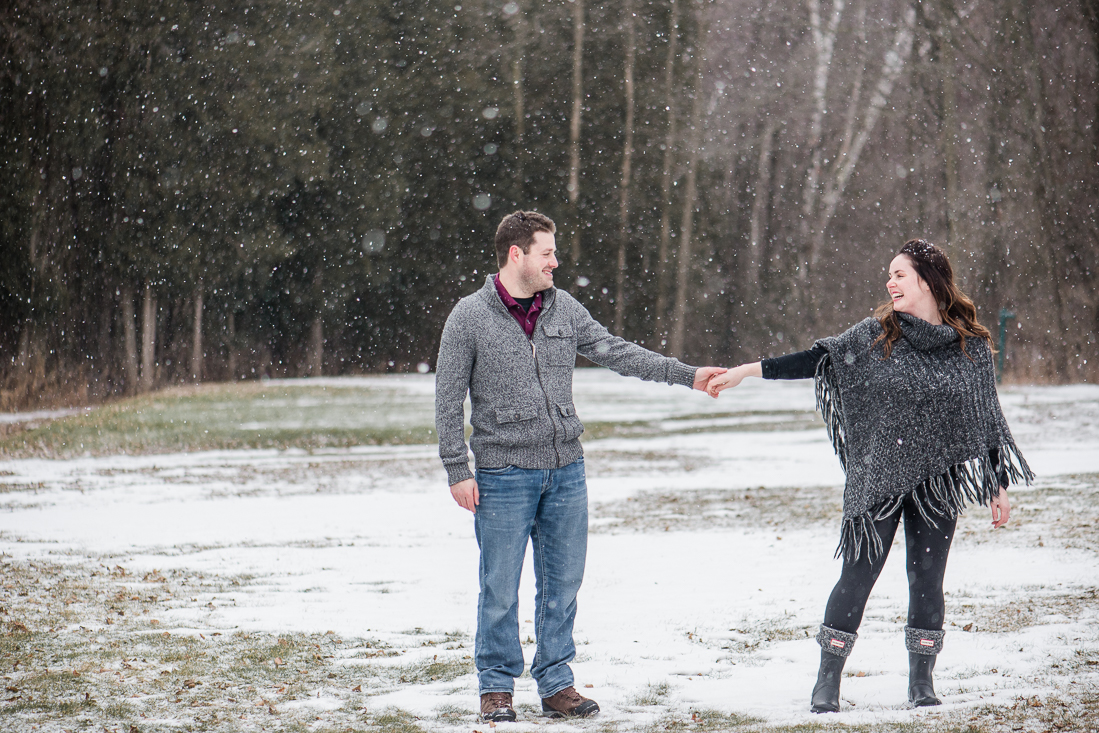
[707,344,829,397]
[762,344,827,379]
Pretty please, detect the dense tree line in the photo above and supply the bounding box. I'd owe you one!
[2,0,1097,409]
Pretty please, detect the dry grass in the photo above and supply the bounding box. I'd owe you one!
[0,556,470,733]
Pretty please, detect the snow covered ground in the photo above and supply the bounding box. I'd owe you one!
[1,370,1097,732]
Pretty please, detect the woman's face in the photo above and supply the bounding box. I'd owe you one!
[887,254,935,317]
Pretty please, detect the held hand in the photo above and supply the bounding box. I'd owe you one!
[990,489,1010,528]
[693,366,728,396]
[450,478,479,514]
[706,368,742,398]
[706,361,764,398]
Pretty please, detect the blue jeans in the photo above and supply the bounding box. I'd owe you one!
[473,458,588,697]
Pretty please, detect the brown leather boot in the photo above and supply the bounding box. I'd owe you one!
[541,686,599,718]
[480,692,516,722]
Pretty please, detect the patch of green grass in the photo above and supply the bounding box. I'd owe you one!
[391,656,475,684]
[433,701,473,722]
[630,681,671,706]
[103,700,135,718]
[687,708,761,731]
[0,381,438,458]
[592,486,843,535]
[365,706,428,733]
[3,695,97,716]
[582,413,820,441]
[638,708,763,732]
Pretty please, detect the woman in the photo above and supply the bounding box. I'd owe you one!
[707,240,1032,712]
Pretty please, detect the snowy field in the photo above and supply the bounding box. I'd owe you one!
[1,370,1098,733]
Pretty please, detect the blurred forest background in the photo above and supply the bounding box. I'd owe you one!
[2,0,1097,409]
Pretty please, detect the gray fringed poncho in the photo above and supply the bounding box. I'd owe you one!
[814,312,1033,562]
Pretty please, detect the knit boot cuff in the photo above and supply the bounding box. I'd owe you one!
[905,626,945,655]
[816,625,858,657]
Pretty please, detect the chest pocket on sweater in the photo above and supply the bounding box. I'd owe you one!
[496,406,538,424]
[540,323,576,366]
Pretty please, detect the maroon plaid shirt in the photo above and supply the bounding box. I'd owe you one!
[493,274,543,339]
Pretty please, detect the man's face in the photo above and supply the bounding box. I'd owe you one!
[514,231,558,293]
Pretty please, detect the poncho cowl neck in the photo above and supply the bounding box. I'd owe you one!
[813,313,1033,562]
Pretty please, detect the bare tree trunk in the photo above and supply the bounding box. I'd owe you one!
[1079,0,1099,356]
[920,0,962,250]
[1018,0,1071,378]
[613,0,637,336]
[567,0,585,264]
[1086,0,1099,183]
[140,282,156,392]
[747,117,777,304]
[121,285,138,394]
[669,15,707,359]
[508,1,527,193]
[191,286,203,382]
[227,310,238,381]
[982,54,1011,333]
[309,315,324,377]
[940,3,960,250]
[98,290,114,388]
[259,343,272,379]
[16,322,31,374]
[655,0,681,349]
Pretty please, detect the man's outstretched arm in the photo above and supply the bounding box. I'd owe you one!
[573,303,724,392]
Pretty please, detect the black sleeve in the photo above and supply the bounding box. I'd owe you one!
[761,344,828,380]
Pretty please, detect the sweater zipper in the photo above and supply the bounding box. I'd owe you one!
[531,338,563,468]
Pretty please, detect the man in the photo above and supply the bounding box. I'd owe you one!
[435,210,724,722]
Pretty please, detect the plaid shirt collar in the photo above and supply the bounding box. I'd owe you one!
[493,274,543,339]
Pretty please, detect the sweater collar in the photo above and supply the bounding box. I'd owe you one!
[480,275,555,311]
[897,311,959,351]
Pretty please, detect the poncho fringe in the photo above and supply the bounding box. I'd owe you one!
[815,351,1035,563]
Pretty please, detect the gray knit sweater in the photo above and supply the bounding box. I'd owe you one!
[435,276,698,486]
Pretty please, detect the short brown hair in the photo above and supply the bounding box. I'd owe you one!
[494,210,555,269]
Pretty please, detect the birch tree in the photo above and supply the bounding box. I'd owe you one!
[747,117,777,305]
[799,4,916,322]
[798,0,846,263]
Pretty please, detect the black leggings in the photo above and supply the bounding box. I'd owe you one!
[823,493,957,634]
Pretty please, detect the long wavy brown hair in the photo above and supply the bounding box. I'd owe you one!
[873,239,993,359]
